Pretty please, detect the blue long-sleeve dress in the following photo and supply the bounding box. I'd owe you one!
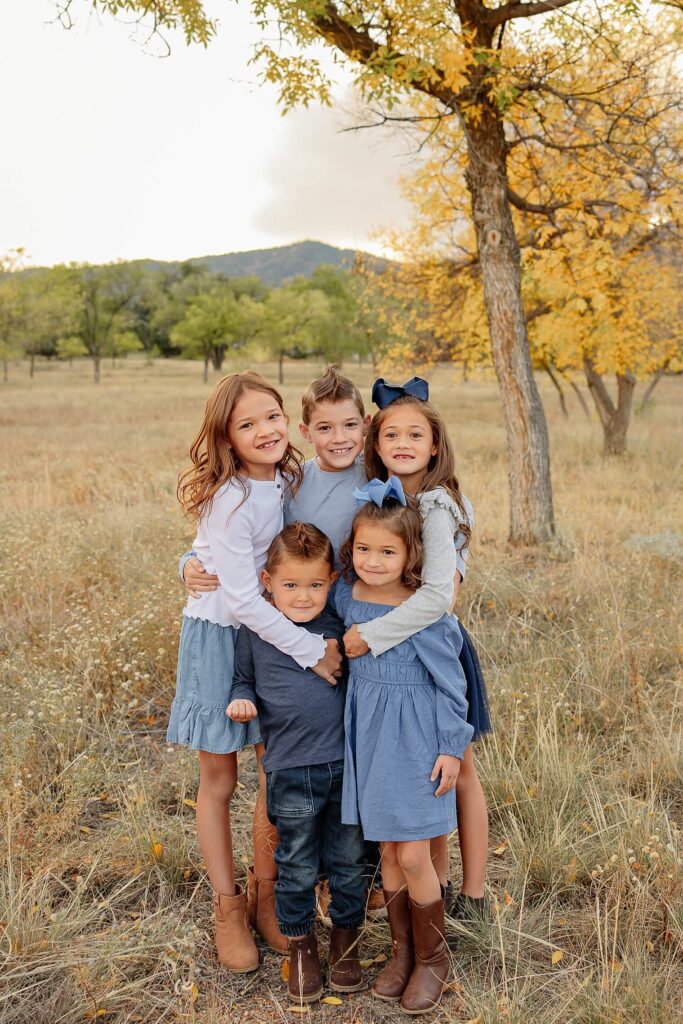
[334,579,474,843]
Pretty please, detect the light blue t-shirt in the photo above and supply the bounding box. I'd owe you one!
[285,456,367,563]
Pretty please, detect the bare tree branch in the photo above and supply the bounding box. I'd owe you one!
[489,0,580,27]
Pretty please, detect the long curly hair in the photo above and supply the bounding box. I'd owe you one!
[177,371,303,523]
[364,395,471,547]
[339,497,424,591]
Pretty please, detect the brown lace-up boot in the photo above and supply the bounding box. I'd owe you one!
[372,888,414,1001]
[328,926,364,992]
[213,885,259,973]
[246,865,288,953]
[287,932,324,1004]
[400,890,449,1015]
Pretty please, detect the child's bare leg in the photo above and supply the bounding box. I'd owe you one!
[396,840,440,905]
[253,743,278,880]
[429,834,448,888]
[455,745,488,898]
[379,841,405,892]
[197,750,238,895]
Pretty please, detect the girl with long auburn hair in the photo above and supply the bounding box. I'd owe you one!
[168,371,342,974]
[343,378,492,944]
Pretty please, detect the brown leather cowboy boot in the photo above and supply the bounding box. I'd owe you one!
[213,885,259,974]
[288,932,323,1004]
[246,865,288,954]
[328,926,364,992]
[400,890,449,1015]
[372,888,415,1001]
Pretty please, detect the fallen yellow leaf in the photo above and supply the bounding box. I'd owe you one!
[281,958,290,982]
[493,844,507,857]
[551,949,564,965]
[373,952,387,963]
[190,982,199,1003]
[80,826,91,835]
[359,959,375,968]
[322,997,343,1005]
[151,841,163,861]
[465,1015,483,1024]
[85,1011,108,1020]
[289,1007,309,1014]
[182,799,197,810]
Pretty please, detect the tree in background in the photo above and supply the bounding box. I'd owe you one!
[170,282,265,381]
[256,283,333,383]
[0,250,27,383]
[362,15,682,454]
[60,263,141,382]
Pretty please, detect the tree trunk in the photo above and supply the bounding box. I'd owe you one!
[211,346,225,372]
[562,374,591,418]
[639,361,669,413]
[278,350,285,385]
[583,358,636,455]
[464,112,554,544]
[203,355,209,383]
[462,358,469,383]
[93,355,101,383]
[30,351,35,378]
[543,361,568,418]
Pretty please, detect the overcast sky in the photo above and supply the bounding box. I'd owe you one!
[0,0,413,266]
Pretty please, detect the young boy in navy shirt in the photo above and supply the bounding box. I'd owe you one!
[226,522,366,1004]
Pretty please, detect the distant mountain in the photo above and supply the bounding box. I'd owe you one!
[134,241,380,286]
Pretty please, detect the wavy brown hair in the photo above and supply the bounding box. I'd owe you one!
[364,395,471,547]
[177,371,303,523]
[339,497,424,591]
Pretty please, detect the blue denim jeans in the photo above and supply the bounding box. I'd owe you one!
[266,760,366,937]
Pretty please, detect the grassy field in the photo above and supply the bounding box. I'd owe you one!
[1,357,681,1024]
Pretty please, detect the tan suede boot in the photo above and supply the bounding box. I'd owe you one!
[400,891,449,1015]
[372,888,414,1001]
[214,884,259,973]
[246,865,288,954]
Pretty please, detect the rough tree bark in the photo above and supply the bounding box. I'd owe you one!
[278,350,285,384]
[583,357,636,454]
[203,355,209,383]
[93,354,101,384]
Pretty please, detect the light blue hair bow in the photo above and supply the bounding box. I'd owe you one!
[352,476,407,509]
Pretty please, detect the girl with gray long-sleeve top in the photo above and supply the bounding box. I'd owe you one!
[342,377,492,932]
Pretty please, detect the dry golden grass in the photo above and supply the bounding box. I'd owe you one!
[1,356,681,1024]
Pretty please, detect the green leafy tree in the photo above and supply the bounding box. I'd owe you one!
[56,334,88,366]
[66,263,141,382]
[0,250,27,383]
[171,284,264,381]
[257,284,333,383]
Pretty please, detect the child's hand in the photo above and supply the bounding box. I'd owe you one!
[343,624,369,659]
[184,557,219,599]
[312,638,343,686]
[431,754,461,797]
[226,699,258,722]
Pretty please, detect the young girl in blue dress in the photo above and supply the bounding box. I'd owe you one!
[343,378,492,922]
[335,477,473,1014]
[168,371,341,973]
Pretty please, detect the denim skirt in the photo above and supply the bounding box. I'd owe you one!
[166,615,262,754]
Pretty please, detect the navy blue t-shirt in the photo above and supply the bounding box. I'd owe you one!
[230,607,347,772]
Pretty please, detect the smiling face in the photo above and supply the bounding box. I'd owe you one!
[351,522,409,591]
[261,556,337,622]
[375,403,437,491]
[299,398,369,472]
[227,388,289,479]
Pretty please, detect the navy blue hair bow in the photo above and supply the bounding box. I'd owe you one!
[371,376,429,409]
[352,475,407,509]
